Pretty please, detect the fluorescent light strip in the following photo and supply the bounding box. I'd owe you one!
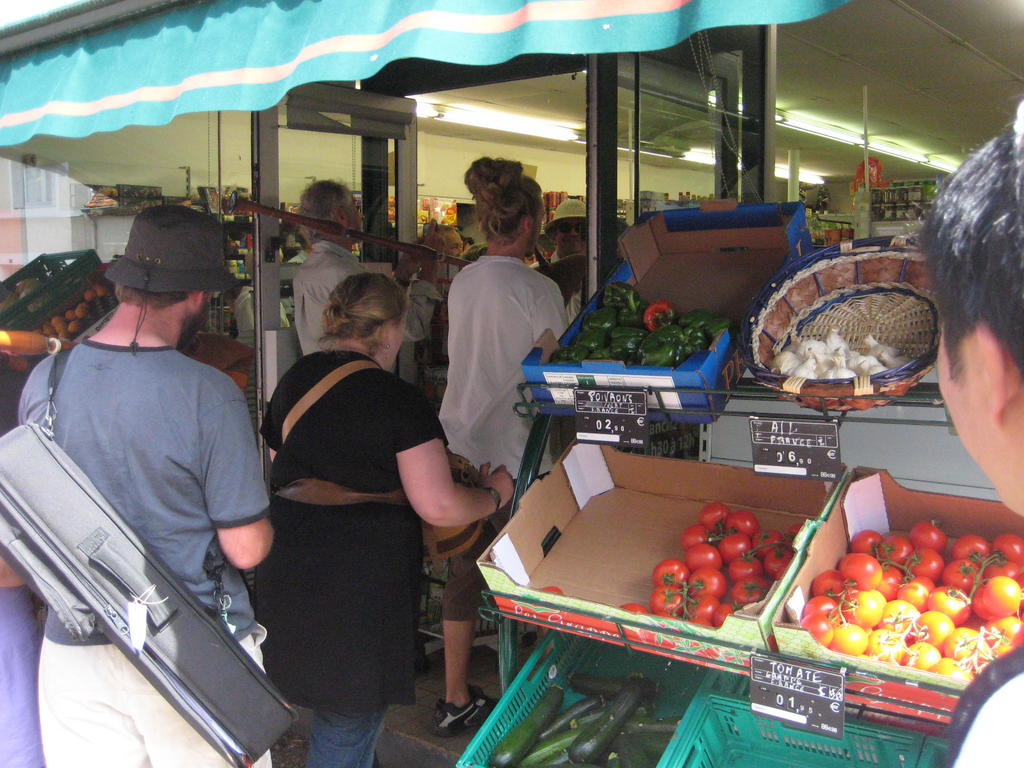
[416,100,581,142]
[777,111,958,174]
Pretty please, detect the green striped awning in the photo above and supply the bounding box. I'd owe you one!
[0,0,850,147]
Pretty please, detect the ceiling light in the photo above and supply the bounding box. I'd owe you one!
[434,105,580,142]
[682,149,716,165]
[926,158,958,173]
[415,102,440,119]
[774,166,825,186]
[867,143,928,165]
[776,113,863,145]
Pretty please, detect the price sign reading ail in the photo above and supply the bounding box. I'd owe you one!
[749,416,842,481]
[574,389,649,450]
[749,654,845,739]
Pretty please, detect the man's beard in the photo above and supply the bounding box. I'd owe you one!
[177,299,209,351]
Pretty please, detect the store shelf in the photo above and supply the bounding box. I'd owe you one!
[515,378,948,426]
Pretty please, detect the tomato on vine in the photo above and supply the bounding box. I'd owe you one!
[803,595,839,618]
[829,624,869,656]
[839,588,886,630]
[698,501,730,529]
[649,586,685,617]
[763,544,795,580]
[688,567,727,600]
[972,575,1022,621]
[811,569,845,597]
[717,532,752,563]
[877,535,914,566]
[942,558,980,592]
[680,524,710,550]
[724,509,760,537]
[878,566,903,601]
[731,577,770,606]
[850,529,883,555]
[728,555,764,582]
[912,610,955,647]
[909,520,948,553]
[907,548,945,582]
[993,533,1024,566]
[896,578,934,612]
[752,529,783,557]
[927,586,972,625]
[684,543,723,571]
[800,612,835,646]
[903,641,942,671]
[839,553,883,590]
[866,628,907,664]
[951,534,990,561]
[651,558,690,588]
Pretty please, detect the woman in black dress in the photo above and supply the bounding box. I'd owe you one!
[256,273,512,768]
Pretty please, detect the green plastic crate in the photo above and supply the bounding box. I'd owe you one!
[458,632,730,768]
[0,250,101,330]
[662,685,930,768]
[915,735,948,768]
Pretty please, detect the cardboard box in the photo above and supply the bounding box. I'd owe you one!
[521,201,811,423]
[479,443,841,659]
[773,469,1022,713]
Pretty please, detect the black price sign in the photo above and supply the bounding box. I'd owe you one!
[749,654,845,739]
[749,417,842,481]
[574,389,649,449]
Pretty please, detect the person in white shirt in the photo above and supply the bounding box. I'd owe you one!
[433,157,566,736]
[292,180,366,356]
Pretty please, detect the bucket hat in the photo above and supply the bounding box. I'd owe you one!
[545,198,587,231]
[106,205,238,293]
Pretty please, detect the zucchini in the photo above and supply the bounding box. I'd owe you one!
[488,685,564,768]
[568,679,647,765]
[568,672,657,701]
[518,727,577,766]
[615,734,655,768]
[638,732,673,760]
[537,695,605,740]
[622,716,680,735]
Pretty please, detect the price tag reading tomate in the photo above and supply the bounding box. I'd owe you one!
[749,416,842,481]
[749,654,845,739]
[573,389,649,449]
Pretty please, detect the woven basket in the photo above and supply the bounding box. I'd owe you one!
[741,236,938,411]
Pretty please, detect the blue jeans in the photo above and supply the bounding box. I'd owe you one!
[306,707,386,768]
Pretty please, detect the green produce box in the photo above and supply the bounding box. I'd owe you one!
[0,250,101,331]
[458,631,731,768]
[661,680,943,767]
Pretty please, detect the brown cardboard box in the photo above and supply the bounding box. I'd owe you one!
[479,443,840,651]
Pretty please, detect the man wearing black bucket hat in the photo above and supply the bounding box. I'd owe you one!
[921,101,1024,766]
[17,205,274,768]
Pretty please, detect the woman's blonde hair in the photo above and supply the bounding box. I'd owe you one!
[464,157,543,242]
[321,273,407,352]
[421,222,463,257]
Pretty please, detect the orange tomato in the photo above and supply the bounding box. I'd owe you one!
[896,579,933,612]
[839,588,886,630]
[866,628,908,664]
[943,626,981,662]
[912,610,956,647]
[829,624,869,656]
[973,576,1022,621]
[982,616,1024,657]
[932,657,974,681]
[879,599,921,634]
[903,641,942,671]
[878,565,903,601]
[927,586,972,626]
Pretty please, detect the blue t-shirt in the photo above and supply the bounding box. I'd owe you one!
[18,340,269,644]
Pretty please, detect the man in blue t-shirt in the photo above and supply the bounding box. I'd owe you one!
[18,205,274,768]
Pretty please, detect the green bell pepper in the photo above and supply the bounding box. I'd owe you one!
[587,346,614,360]
[582,306,618,333]
[704,317,731,339]
[574,327,610,351]
[603,281,642,310]
[608,327,648,364]
[678,308,718,329]
[638,325,687,367]
[617,299,649,329]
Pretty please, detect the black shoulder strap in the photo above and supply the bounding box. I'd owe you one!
[42,349,71,438]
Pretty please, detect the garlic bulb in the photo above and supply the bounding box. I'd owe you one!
[822,352,856,380]
[790,356,820,379]
[796,338,827,359]
[855,355,886,376]
[825,327,849,356]
[771,349,803,375]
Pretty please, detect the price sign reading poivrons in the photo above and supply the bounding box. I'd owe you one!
[749,417,842,481]
[574,389,649,449]
[749,654,845,739]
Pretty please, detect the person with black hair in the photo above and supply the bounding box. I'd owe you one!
[921,99,1024,766]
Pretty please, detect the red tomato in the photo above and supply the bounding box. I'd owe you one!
[850,529,883,555]
[896,579,933,612]
[907,548,945,582]
[541,586,564,594]
[698,501,731,529]
[803,595,839,618]
[866,628,908,664]
[724,509,760,537]
[811,569,846,597]
[909,520,949,554]
[983,560,1021,580]
[731,577,771,606]
[763,545,795,580]
[685,543,723,571]
[993,533,1024,566]
[688,567,728,600]
[752,530,783,558]
[912,610,955,647]
[877,535,914,566]
[903,641,942,671]
[620,602,648,614]
[717,532,753,564]
[839,553,883,590]
[973,576,1022,621]
[652,558,690,588]
[785,522,804,542]
[649,586,684,616]
[728,556,765,582]
[829,624,869,656]
[951,534,990,562]
[879,599,921,633]
[800,612,835,646]
[927,586,972,625]
[878,566,903,601]
[942,558,980,592]
[840,588,886,630]
[686,595,720,624]
[982,616,1024,657]
[680,524,710,550]
[712,602,734,628]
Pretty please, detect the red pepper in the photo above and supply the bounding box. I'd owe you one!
[643,300,677,332]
